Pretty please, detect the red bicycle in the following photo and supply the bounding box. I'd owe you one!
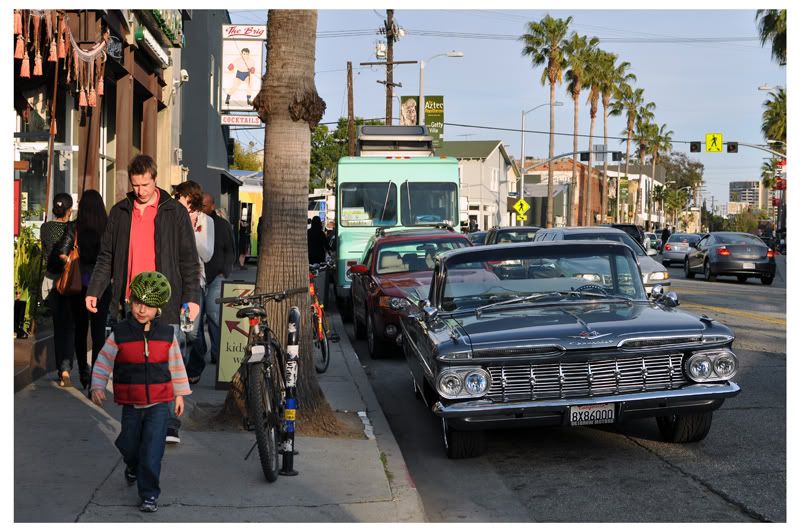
[309,260,338,373]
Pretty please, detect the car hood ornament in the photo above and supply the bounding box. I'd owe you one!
[568,330,612,340]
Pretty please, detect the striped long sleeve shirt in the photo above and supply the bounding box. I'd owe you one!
[90,331,192,403]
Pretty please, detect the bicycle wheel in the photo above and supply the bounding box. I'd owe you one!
[247,360,280,482]
[312,312,330,373]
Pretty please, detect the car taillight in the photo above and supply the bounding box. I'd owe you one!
[664,243,671,251]
[767,249,775,258]
[717,246,731,256]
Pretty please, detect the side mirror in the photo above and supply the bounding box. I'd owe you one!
[689,241,698,249]
[663,291,679,308]
[418,299,438,321]
[646,248,658,257]
[349,264,368,275]
[651,285,665,300]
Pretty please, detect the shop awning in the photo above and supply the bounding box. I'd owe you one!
[209,166,243,186]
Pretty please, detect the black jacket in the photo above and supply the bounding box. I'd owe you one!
[86,188,200,325]
[204,211,235,281]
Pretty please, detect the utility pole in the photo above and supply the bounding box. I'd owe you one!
[385,9,394,125]
[347,61,355,156]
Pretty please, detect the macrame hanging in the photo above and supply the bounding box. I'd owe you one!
[15,9,63,77]
[68,26,107,108]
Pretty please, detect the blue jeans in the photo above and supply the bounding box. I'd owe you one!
[115,403,170,501]
[204,275,224,363]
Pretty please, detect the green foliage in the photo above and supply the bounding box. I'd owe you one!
[520,14,573,86]
[231,140,263,171]
[726,208,766,234]
[761,88,786,145]
[756,9,786,65]
[309,117,382,191]
[14,222,44,327]
[661,153,704,190]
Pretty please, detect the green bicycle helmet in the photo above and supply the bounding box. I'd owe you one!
[129,271,172,308]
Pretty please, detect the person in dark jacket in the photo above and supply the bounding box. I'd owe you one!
[59,190,112,389]
[308,216,329,301]
[661,225,672,253]
[86,154,200,444]
[40,192,75,387]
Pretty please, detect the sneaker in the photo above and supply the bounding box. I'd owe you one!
[139,497,158,512]
[124,466,137,485]
[166,427,180,444]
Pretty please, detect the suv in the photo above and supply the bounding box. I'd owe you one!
[599,223,645,245]
[534,226,670,295]
[484,226,542,245]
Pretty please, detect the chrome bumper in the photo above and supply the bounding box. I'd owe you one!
[433,382,739,425]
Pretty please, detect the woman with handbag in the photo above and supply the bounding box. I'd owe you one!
[40,193,77,387]
[65,190,111,390]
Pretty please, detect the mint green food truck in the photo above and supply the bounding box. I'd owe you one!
[334,126,461,319]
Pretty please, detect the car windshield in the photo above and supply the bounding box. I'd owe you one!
[714,233,766,246]
[468,232,486,244]
[564,232,646,257]
[376,238,470,274]
[440,245,647,312]
[400,182,458,226]
[495,229,540,243]
[668,233,701,244]
[339,182,397,227]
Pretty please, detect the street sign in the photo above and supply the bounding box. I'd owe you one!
[706,133,723,152]
[513,198,530,215]
[516,213,527,222]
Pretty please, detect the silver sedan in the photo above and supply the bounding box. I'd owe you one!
[662,233,702,267]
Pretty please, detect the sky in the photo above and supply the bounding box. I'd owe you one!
[229,6,786,210]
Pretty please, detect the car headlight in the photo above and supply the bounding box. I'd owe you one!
[378,296,411,310]
[685,349,738,382]
[437,367,491,399]
[645,271,670,283]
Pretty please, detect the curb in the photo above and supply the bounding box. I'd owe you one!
[329,311,427,523]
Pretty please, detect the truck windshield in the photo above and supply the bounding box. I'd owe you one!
[400,182,457,226]
[339,182,397,227]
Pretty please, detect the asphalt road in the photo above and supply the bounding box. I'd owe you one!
[337,253,786,522]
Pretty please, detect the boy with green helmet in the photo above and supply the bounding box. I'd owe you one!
[90,271,191,513]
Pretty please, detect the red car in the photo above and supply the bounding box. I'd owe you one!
[349,228,472,358]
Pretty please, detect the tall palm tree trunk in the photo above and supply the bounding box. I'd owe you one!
[585,115,597,225]
[623,130,632,222]
[570,94,579,225]
[251,10,337,428]
[649,153,657,229]
[601,101,609,223]
[547,81,556,227]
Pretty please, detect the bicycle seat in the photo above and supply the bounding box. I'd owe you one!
[236,306,268,319]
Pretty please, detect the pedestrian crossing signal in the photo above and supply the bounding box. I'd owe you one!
[726,142,738,153]
[690,142,701,152]
[579,152,590,162]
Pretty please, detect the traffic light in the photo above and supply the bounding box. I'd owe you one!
[579,151,590,162]
[690,141,701,152]
[726,142,738,153]
[775,177,786,190]
[612,151,622,161]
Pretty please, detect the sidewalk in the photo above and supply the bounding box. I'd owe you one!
[14,266,425,522]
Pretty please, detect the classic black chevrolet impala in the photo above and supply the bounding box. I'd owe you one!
[399,240,741,459]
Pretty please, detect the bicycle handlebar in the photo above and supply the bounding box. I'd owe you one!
[309,261,334,273]
[216,286,307,306]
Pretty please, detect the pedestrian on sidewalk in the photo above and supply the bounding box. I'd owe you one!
[58,190,112,390]
[90,271,191,513]
[86,154,201,444]
[238,215,251,269]
[40,192,76,387]
[172,181,214,385]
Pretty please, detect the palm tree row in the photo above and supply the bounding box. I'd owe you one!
[521,14,674,228]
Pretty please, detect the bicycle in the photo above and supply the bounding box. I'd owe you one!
[216,286,306,482]
[309,260,339,373]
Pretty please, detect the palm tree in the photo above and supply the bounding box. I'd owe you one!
[521,14,572,227]
[648,123,673,229]
[563,32,599,225]
[249,10,335,426]
[600,54,635,222]
[761,88,786,144]
[652,184,666,228]
[756,9,787,66]
[583,47,605,226]
[761,158,779,222]
[611,87,654,222]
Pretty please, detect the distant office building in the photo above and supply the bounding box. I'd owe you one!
[729,181,762,209]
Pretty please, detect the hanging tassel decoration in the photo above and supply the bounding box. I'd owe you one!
[57,14,66,59]
[14,10,22,35]
[20,51,30,78]
[15,35,24,59]
[96,53,106,96]
[87,58,96,107]
[33,51,42,76]
[48,38,57,62]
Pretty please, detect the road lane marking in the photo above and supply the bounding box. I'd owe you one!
[680,303,786,326]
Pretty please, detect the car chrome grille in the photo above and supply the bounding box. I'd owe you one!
[486,353,687,402]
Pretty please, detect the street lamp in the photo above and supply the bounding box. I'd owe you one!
[758,84,784,91]
[419,51,463,125]
[520,101,563,211]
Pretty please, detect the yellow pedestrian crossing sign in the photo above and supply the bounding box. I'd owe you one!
[516,213,527,222]
[513,198,530,215]
[706,133,723,152]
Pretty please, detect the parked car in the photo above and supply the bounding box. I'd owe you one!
[684,231,776,284]
[484,226,542,245]
[349,227,472,358]
[599,223,645,245]
[644,231,659,251]
[662,233,702,267]
[466,231,487,245]
[399,240,740,459]
[534,227,670,295]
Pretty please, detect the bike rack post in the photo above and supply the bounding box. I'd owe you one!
[280,305,302,476]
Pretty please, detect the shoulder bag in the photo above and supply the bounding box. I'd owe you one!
[56,227,82,295]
